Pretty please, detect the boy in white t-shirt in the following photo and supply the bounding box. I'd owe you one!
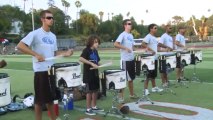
[142,23,163,96]
[17,10,73,120]
[174,26,187,82]
[114,19,138,103]
[158,25,174,86]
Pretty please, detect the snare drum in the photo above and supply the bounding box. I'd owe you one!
[175,50,191,67]
[190,50,202,64]
[136,53,155,71]
[51,62,82,88]
[158,52,176,73]
[104,69,126,90]
[0,73,11,107]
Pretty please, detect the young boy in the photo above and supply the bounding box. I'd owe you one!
[79,35,104,116]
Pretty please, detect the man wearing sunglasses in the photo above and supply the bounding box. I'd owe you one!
[174,26,187,83]
[142,23,163,96]
[17,10,73,120]
[114,19,138,103]
[158,25,174,87]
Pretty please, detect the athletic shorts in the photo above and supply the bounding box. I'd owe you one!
[176,56,181,68]
[34,71,54,104]
[121,60,136,81]
[147,60,158,79]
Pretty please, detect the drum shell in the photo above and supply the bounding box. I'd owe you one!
[104,70,126,90]
[190,50,202,64]
[51,62,82,88]
[0,73,11,107]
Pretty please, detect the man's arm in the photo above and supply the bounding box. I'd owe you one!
[158,43,173,51]
[17,41,44,62]
[55,49,73,57]
[114,42,131,53]
[141,42,155,55]
[175,41,184,47]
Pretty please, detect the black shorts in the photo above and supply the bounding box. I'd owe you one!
[34,71,54,104]
[122,60,136,81]
[147,60,158,79]
[83,69,100,92]
[176,56,181,68]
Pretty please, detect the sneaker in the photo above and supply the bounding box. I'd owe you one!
[152,87,163,92]
[118,98,125,104]
[162,83,168,88]
[129,94,139,99]
[144,89,150,96]
[92,106,104,112]
[85,109,96,116]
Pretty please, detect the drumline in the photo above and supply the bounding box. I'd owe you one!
[10,49,198,109]
[46,49,202,91]
[135,50,202,76]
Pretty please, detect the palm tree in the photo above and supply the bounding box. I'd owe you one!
[126,12,130,18]
[48,0,55,7]
[75,0,82,33]
[61,0,70,15]
[75,0,82,19]
[99,11,104,22]
[23,0,28,12]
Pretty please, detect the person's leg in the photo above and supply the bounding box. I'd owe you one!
[160,73,166,84]
[128,80,134,96]
[46,103,56,120]
[119,89,124,99]
[151,79,156,88]
[176,68,181,80]
[144,79,149,89]
[34,103,42,120]
[91,91,97,107]
[86,93,92,109]
[165,73,168,83]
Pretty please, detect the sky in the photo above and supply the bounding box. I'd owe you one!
[1,0,213,25]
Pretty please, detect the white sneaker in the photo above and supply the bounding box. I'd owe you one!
[144,89,150,96]
[152,87,163,92]
[162,83,168,88]
[118,98,124,104]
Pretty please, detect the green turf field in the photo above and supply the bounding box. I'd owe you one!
[0,48,213,120]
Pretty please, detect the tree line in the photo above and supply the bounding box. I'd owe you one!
[0,3,213,44]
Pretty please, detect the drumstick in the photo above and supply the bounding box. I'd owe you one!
[90,61,113,70]
[45,55,64,61]
[35,55,64,62]
[133,50,146,54]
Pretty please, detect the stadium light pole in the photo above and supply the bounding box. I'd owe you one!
[31,0,35,31]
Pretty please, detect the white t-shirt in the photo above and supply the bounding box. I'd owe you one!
[159,33,173,49]
[175,33,185,50]
[116,31,135,61]
[144,34,158,59]
[21,27,58,72]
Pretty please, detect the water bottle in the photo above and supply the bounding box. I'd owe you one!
[62,94,68,110]
[67,93,74,110]
[54,100,59,116]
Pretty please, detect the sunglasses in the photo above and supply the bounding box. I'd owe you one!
[168,28,172,29]
[126,23,132,25]
[153,27,157,29]
[45,16,54,20]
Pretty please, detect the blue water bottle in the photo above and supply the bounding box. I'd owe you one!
[67,93,74,110]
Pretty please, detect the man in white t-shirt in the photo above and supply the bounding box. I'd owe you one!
[158,25,174,86]
[142,23,163,96]
[174,26,187,82]
[17,10,73,120]
[114,19,138,102]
